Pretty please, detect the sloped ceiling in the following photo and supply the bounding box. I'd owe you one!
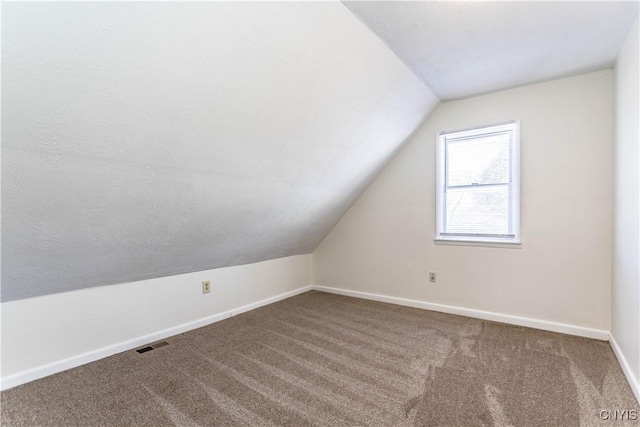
[344,1,640,100]
[1,2,439,301]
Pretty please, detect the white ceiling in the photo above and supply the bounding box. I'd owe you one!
[2,2,437,301]
[344,1,640,100]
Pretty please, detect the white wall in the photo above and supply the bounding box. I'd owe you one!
[612,15,640,400]
[2,1,437,302]
[1,254,311,390]
[313,70,613,334]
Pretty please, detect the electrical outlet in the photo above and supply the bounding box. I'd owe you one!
[202,280,211,294]
[429,272,437,283]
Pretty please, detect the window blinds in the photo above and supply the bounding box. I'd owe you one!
[438,122,519,242]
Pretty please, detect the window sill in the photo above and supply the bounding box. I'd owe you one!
[434,238,522,249]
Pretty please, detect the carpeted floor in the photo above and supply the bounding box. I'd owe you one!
[1,291,638,426]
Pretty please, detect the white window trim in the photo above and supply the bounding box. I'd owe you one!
[435,120,521,246]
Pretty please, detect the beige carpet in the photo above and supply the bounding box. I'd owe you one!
[1,291,638,426]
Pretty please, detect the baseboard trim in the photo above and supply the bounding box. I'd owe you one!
[0,285,312,391]
[312,285,610,341]
[229,285,311,317]
[609,334,640,404]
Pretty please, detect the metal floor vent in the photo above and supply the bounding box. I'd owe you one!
[135,341,169,354]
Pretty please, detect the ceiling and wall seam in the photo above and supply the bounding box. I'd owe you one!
[344,1,639,100]
[339,1,440,100]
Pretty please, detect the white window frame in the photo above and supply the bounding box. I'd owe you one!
[435,120,521,246]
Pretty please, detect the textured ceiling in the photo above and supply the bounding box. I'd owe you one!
[1,2,438,301]
[344,1,640,100]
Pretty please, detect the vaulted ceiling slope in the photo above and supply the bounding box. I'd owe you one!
[1,2,438,301]
[345,1,639,100]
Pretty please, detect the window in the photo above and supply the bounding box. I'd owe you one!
[436,121,520,245]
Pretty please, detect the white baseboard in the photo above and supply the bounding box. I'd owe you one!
[312,285,610,341]
[1,285,312,391]
[2,283,619,393]
[609,334,640,404]
[229,285,311,317]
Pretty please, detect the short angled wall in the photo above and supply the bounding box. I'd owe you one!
[0,254,311,390]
